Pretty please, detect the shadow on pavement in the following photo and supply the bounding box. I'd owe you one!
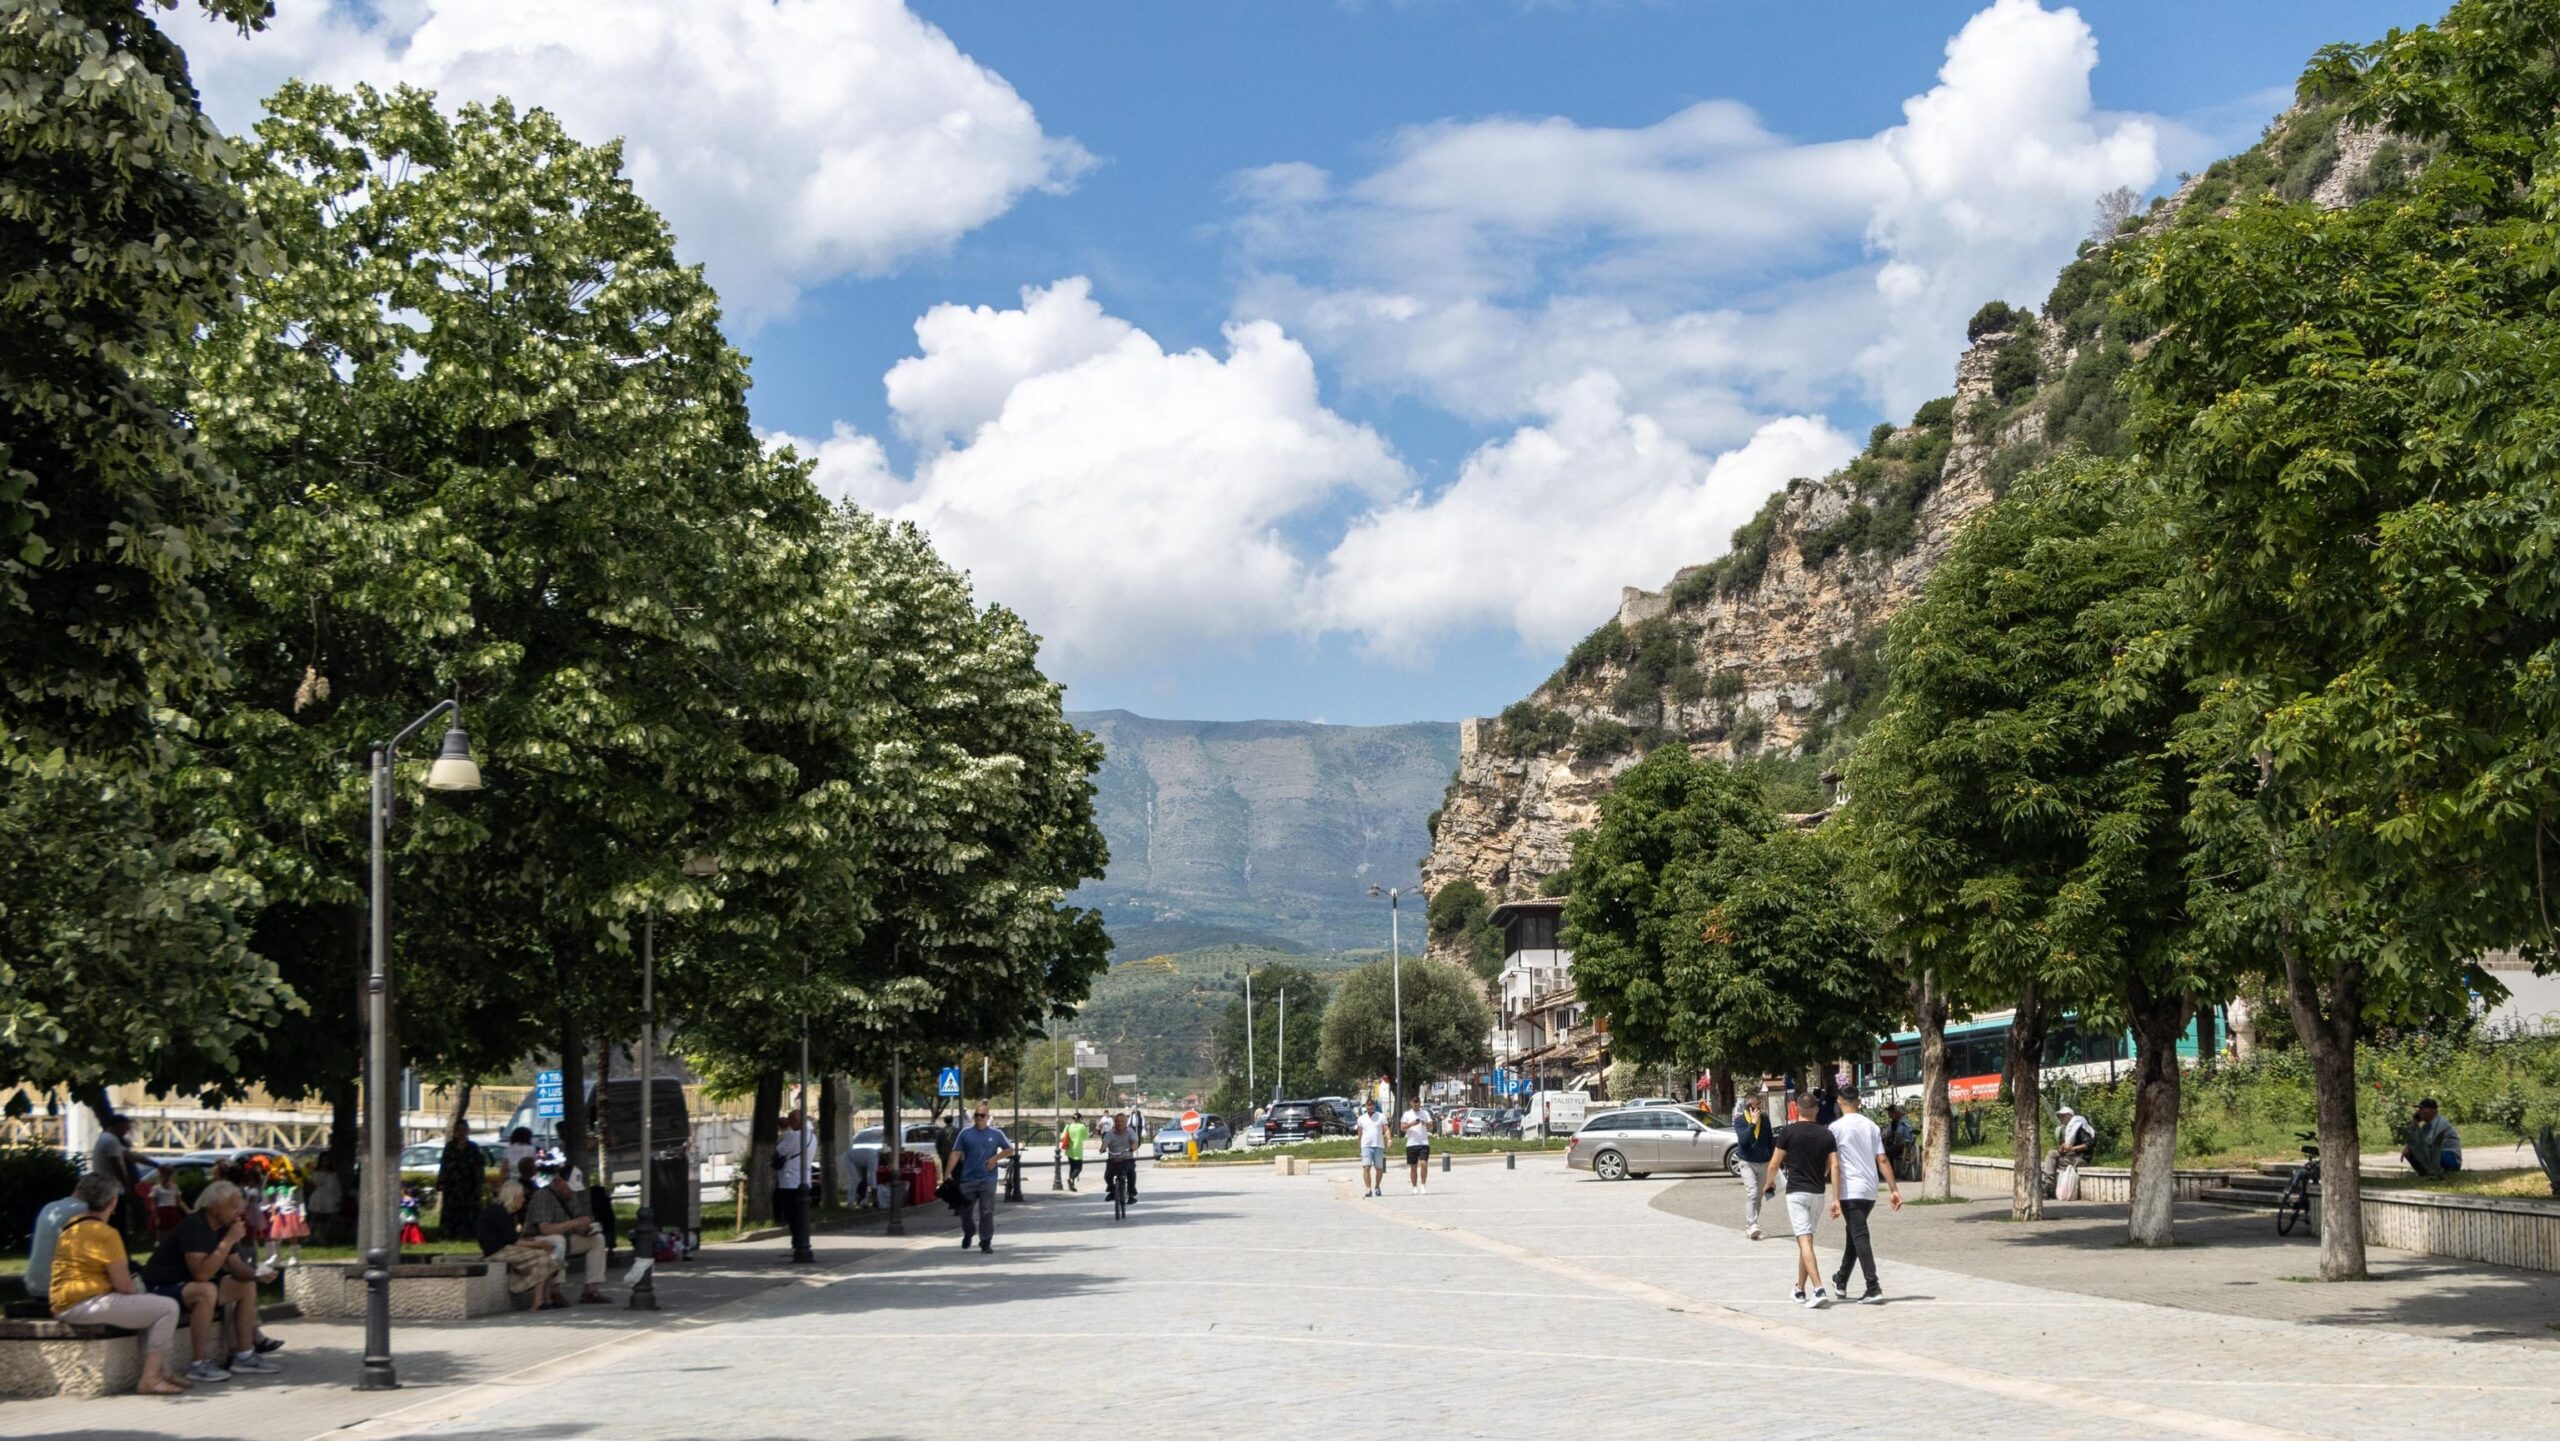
[1653,1178,2560,1346]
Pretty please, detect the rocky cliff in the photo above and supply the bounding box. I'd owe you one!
[1071,710,1459,956]
[1418,101,2391,935]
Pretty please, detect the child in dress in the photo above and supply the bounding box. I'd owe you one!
[398,1183,427,1247]
[266,1180,309,1266]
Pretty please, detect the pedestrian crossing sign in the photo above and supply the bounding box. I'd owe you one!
[937,1065,962,1098]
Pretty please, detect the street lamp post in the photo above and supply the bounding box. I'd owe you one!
[1367,885,1405,1113]
[359,699,482,1393]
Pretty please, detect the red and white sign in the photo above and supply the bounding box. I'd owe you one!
[1878,1040,1901,1068]
[1180,1109,1203,1135]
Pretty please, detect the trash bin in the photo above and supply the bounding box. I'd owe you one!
[893,1152,936,1209]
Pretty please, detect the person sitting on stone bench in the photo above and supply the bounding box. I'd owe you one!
[47,1173,190,1396]
[2401,1098,2463,1176]
[139,1179,282,1383]
[2041,1105,2097,1195]
[478,1181,565,1310]
[525,1168,610,1304]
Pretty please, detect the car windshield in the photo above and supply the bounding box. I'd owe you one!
[400,1145,440,1166]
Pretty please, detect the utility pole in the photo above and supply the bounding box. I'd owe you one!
[1277,989,1286,1100]
[1245,969,1255,1105]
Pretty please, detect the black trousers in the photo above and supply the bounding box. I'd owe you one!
[1105,1156,1136,1201]
[778,1184,813,1258]
[1833,1198,1879,1291]
[1066,1155,1084,1186]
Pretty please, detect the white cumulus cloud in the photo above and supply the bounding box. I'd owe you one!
[171,0,1091,323]
[1236,0,2159,432]
[779,285,1407,675]
[1318,379,1856,656]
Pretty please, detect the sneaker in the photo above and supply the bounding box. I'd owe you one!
[1419,1186,1429,1196]
[253,1336,286,1355]
[1857,1287,1885,1304]
[959,1236,974,1250]
[1746,1225,1761,1241]
[979,1243,991,1254]
[1804,1288,1828,1310]
[230,1353,282,1375]
[184,1360,231,1383]
[1790,1288,1804,1305]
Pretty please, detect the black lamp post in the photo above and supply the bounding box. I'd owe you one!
[359,699,481,1392]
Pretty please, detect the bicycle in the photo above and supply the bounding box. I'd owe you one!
[2275,1130,2320,1237]
[1107,1162,1130,1221]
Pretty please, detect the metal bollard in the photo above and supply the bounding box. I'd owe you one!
[1506,1151,1516,1170]
[1004,1151,1024,1203]
[1052,1150,1064,1192]
[1441,1152,1451,1174]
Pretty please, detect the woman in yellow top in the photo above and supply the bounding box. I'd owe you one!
[50,1173,189,1394]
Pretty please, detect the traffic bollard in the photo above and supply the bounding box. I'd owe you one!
[1441,1153,1451,1174]
[1004,1152,1024,1203]
[1506,1151,1516,1170]
[1052,1151,1064,1192]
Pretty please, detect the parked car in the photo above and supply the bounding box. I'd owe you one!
[398,1140,504,1189]
[1240,1119,1267,1148]
[847,1123,941,1167]
[1625,1096,1683,1109]
[1566,1106,1739,1181]
[1152,1114,1231,1159]
[1263,1099,1354,1144]
[1519,1090,1588,1138]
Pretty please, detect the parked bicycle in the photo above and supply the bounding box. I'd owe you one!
[2276,1130,2320,1237]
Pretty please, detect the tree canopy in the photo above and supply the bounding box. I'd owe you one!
[1317,955,1491,1097]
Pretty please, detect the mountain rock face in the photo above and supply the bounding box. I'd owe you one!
[1420,270,2080,914]
[1418,102,2380,942]
[1071,711,1460,955]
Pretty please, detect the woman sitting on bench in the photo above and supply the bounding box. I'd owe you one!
[49,1174,189,1395]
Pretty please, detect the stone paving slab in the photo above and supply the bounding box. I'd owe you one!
[1651,1169,2560,1349]
[63,1154,2543,1441]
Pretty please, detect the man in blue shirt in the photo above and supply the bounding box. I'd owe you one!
[948,1107,1016,1253]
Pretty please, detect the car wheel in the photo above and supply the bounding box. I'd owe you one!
[1723,1149,1743,1179]
[1592,1148,1628,1182]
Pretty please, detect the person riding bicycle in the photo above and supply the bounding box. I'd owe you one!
[1099,1112,1139,1205]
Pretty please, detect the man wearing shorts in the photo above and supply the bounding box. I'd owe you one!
[1401,1106,1432,1195]
[1762,1111,1840,1308]
[1356,1103,1390,1197]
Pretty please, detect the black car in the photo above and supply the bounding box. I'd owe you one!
[1263,1099,1354,1143]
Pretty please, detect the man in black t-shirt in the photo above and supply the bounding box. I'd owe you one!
[139,1179,276,1380]
[1760,1118,1841,1308]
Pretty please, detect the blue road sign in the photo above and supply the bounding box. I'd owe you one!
[937,1065,963,1098]
[534,1068,565,1119]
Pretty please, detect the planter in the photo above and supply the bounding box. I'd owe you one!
[284,1259,507,1320]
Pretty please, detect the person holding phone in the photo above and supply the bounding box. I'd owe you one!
[138,1179,282,1380]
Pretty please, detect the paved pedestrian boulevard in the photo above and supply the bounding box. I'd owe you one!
[22,1161,2560,1440]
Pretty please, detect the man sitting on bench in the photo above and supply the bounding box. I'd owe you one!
[2402,1098,2463,1176]
[138,1180,282,1382]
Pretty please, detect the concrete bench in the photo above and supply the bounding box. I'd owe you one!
[0,1318,144,1399]
[285,1259,509,1320]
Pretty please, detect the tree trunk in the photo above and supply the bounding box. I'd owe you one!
[745,1070,783,1225]
[2006,984,2048,1220]
[2194,1002,2218,1065]
[327,1080,360,1178]
[2279,935,2367,1280]
[1913,969,1953,1201]
[2125,976,2188,1247]
[819,1075,844,1209]
[444,1079,476,1136]
[557,1009,591,1182]
[1707,1063,1736,1117]
[594,1036,613,1193]
[2229,996,2258,1060]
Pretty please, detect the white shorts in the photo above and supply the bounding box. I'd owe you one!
[1784,1189,1824,1237]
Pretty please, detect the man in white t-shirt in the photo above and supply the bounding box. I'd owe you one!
[1400,1107,1433,1195]
[1825,1089,1901,1303]
[1355,1104,1390,1198]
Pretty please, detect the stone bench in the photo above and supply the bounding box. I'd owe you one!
[285,1259,509,1320]
[0,1318,144,1399]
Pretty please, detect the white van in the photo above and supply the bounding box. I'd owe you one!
[1520,1090,1588,1138]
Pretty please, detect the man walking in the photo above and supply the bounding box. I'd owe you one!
[1061,1112,1090,1192]
[1731,1092,1775,1240]
[950,1107,1015,1251]
[1355,1102,1389,1198]
[774,1108,816,1264]
[1400,1103,1432,1195]
[1826,1089,1900,1303]
[1762,1102,1841,1308]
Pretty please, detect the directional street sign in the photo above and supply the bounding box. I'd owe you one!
[937,1065,963,1098]
[1111,1073,1138,1085]
[534,1069,565,1119]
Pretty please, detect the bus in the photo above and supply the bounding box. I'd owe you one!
[1854,1007,2225,1103]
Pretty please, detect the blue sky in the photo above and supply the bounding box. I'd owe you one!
[180,1,2447,725]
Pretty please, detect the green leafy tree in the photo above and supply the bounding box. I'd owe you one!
[1207,963,1331,1111]
[1,0,269,768]
[1425,878,1505,983]
[1561,746,1891,1098]
[2128,2,2560,1275]
[1839,455,2210,1236]
[1317,955,1491,1103]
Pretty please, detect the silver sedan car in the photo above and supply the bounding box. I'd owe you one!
[1566,1106,1741,1181]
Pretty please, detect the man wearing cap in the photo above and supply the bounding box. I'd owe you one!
[2043,1104,2096,1195]
[949,1107,1016,1253]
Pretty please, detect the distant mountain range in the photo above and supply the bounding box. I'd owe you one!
[1069,710,1461,955]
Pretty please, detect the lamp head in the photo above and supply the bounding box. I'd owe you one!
[1366,884,1383,899]
[425,724,482,792]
